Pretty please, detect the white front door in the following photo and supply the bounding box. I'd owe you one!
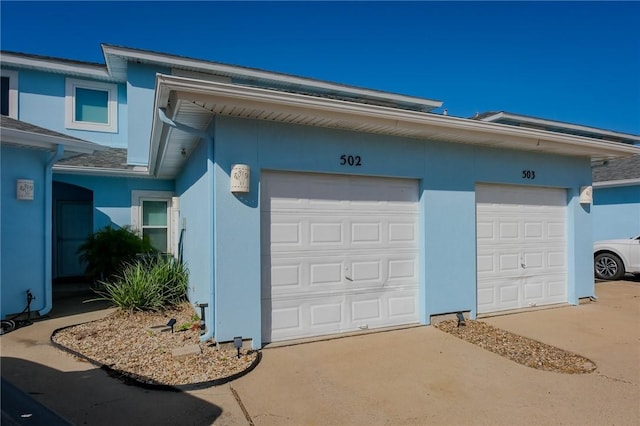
[261,172,420,343]
[476,184,567,313]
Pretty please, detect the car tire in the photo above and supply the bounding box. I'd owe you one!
[594,252,625,281]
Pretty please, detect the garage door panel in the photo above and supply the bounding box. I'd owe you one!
[476,184,567,314]
[351,222,381,243]
[350,260,381,282]
[262,172,419,343]
[548,251,566,268]
[477,254,495,273]
[477,288,495,307]
[388,294,418,318]
[388,259,417,280]
[271,222,302,245]
[310,222,344,244]
[351,298,382,322]
[271,305,302,334]
[271,264,302,288]
[548,278,567,298]
[388,221,417,244]
[310,302,343,327]
[310,262,343,286]
[500,285,519,306]
[523,281,544,300]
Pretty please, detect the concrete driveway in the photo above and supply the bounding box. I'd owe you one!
[1,280,638,425]
[233,280,639,425]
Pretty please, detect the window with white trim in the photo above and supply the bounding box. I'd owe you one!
[65,78,118,132]
[1,70,18,118]
[131,191,175,254]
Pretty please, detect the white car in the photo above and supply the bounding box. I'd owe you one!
[594,235,640,280]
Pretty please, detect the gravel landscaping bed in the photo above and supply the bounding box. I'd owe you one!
[435,319,596,374]
[52,303,259,387]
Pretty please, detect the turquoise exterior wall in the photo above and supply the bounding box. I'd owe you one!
[14,69,128,148]
[53,174,174,231]
[200,116,594,348]
[592,185,640,240]
[176,136,215,326]
[1,146,49,317]
[126,63,170,165]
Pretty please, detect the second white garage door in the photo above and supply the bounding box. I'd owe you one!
[261,172,419,343]
[476,184,568,314]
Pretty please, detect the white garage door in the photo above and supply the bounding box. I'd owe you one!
[261,172,419,343]
[476,184,567,314]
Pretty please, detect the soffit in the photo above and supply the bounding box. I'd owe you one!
[152,76,640,178]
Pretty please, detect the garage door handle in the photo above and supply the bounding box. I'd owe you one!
[521,262,526,269]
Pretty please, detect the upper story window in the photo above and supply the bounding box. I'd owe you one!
[1,70,19,118]
[65,78,118,133]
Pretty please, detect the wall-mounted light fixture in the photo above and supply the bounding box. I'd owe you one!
[16,179,34,201]
[579,186,593,204]
[230,164,250,193]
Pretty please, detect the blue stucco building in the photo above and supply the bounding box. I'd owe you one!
[2,46,639,347]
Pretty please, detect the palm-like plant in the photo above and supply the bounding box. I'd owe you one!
[77,225,155,282]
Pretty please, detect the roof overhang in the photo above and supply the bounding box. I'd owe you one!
[52,165,152,177]
[477,111,640,145]
[0,52,112,81]
[1,126,104,157]
[102,44,441,113]
[150,75,640,178]
[593,178,640,189]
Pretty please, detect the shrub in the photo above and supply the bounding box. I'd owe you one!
[93,255,189,312]
[78,225,155,282]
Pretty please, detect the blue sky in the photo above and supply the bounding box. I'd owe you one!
[1,1,639,134]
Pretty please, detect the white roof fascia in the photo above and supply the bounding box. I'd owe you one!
[593,178,640,188]
[479,111,640,143]
[155,74,640,160]
[1,52,112,80]
[103,45,442,111]
[0,127,104,154]
[53,165,152,178]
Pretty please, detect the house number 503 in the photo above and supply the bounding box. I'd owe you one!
[522,170,536,180]
[340,155,362,166]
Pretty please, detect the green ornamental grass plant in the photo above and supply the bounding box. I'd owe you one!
[94,255,189,312]
[78,225,155,282]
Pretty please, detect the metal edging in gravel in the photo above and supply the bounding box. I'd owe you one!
[50,323,262,392]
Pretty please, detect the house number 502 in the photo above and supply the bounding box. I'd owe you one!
[522,170,536,180]
[340,155,362,166]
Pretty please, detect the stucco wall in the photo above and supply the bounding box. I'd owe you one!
[126,63,170,165]
[53,174,174,231]
[592,185,640,240]
[176,136,214,325]
[13,68,128,148]
[202,115,594,347]
[1,146,48,317]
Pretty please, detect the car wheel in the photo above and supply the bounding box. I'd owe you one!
[594,253,625,280]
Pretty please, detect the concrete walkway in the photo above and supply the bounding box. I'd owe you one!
[1,281,638,425]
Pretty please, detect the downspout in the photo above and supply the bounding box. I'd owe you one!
[157,108,215,343]
[40,144,64,316]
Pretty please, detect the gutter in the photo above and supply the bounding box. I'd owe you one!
[157,107,216,343]
[53,165,153,178]
[40,144,65,316]
[593,178,640,188]
[156,74,640,160]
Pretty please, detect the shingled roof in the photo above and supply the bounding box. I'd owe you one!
[1,115,89,142]
[55,147,138,170]
[592,155,640,183]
